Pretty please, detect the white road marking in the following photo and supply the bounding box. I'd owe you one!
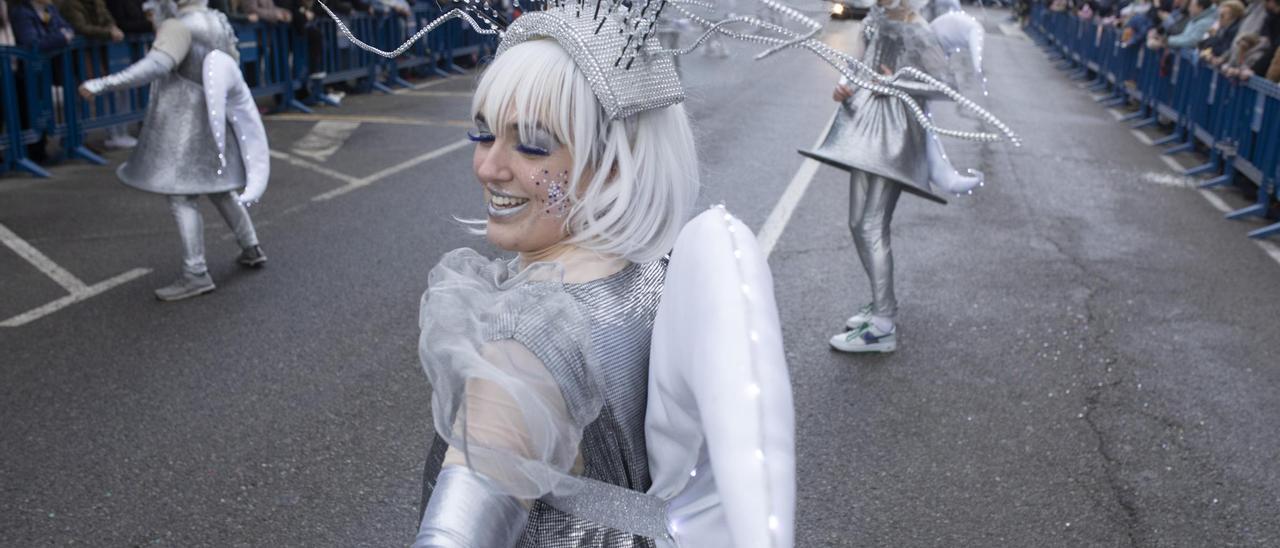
[1121,120,1280,269]
[1140,171,1195,188]
[1256,239,1280,264]
[1106,109,1125,121]
[269,150,362,186]
[1159,154,1186,173]
[1197,189,1234,214]
[1130,129,1153,145]
[311,138,472,201]
[290,120,362,162]
[1,268,151,327]
[758,112,837,258]
[0,223,89,294]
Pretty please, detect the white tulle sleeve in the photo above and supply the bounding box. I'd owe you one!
[418,248,604,500]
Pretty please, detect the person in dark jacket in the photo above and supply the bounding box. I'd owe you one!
[8,0,75,162]
[104,0,148,34]
[1200,0,1246,63]
[57,0,122,40]
[9,0,74,51]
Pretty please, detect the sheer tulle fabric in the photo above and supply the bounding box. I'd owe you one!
[419,248,603,499]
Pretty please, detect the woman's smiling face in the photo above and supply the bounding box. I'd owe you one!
[470,114,577,255]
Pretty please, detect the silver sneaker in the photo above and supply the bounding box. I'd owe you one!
[154,271,216,301]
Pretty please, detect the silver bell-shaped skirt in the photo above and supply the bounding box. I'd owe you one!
[117,73,245,195]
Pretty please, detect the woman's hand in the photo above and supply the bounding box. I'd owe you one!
[832,84,853,102]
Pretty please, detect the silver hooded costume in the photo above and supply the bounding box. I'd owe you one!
[83,0,268,284]
[87,0,246,194]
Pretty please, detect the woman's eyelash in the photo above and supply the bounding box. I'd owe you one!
[467,131,495,143]
[516,144,550,156]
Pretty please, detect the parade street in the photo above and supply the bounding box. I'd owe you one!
[3,9,1279,547]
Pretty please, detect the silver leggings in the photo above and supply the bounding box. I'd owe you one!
[848,170,902,320]
[168,192,258,275]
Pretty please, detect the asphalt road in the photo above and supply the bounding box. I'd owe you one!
[2,10,1278,547]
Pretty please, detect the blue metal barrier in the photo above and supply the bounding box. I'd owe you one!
[1028,3,1280,239]
[1,7,504,178]
[1,46,55,177]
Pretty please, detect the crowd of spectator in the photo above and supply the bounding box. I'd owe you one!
[1051,0,1280,83]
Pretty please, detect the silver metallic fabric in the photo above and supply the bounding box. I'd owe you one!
[415,466,530,548]
[848,171,902,320]
[497,8,685,121]
[799,15,952,204]
[541,468,670,540]
[168,192,259,275]
[82,50,176,95]
[116,8,244,195]
[422,259,667,548]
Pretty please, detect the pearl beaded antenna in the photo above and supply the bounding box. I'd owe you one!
[317,0,1019,144]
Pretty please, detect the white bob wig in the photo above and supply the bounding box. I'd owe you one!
[471,39,700,264]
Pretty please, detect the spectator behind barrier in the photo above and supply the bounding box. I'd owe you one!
[1158,0,1217,48]
[8,0,75,163]
[1,0,15,44]
[1223,0,1280,79]
[1233,0,1271,49]
[9,0,75,50]
[1199,0,1245,63]
[239,0,290,23]
[104,0,149,34]
[57,0,123,40]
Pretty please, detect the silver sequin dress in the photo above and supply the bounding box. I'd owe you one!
[800,12,952,203]
[420,253,667,548]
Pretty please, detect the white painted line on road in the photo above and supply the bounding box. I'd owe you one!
[1140,172,1195,188]
[758,112,837,259]
[1130,129,1153,145]
[1197,189,1234,214]
[1126,122,1280,270]
[312,138,472,202]
[290,120,362,162]
[269,150,362,186]
[0,222,89,294]
[1159,154,1186,173]
[1106,109,1125,121]
[1,267,151,327]
[1256,239,1280,265]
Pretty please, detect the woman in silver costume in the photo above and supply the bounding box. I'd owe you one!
[413,32,700,546]
[802,0,983,353]
[78,0,268,301]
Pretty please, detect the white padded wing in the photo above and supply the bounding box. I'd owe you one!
[203,49,270,204]
[646,207,795,548]
[930,10,985,77]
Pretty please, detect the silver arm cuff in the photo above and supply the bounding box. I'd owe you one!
[83,50,176,95]
[413,466,529,548]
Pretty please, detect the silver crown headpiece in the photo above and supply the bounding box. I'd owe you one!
[318,0,1020,144]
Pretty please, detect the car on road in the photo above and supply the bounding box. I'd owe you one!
[829,0,874,19]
